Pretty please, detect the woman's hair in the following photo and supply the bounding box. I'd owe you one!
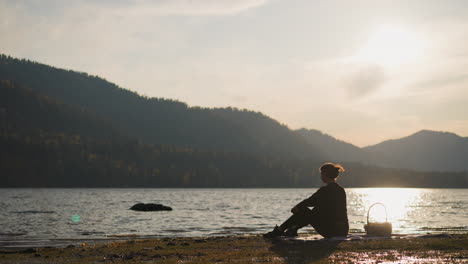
[320,163,345,179]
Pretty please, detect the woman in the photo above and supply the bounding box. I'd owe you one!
[264,162,349,238]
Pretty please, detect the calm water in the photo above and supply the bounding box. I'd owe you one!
[0,188,467,248]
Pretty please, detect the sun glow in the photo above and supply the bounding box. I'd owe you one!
[357,25,423,68]
[358,188,424,228]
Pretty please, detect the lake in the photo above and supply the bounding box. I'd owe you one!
[0,188,467,248]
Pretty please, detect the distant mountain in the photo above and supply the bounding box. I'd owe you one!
[0,54,321,160]
[0,80,120,140]
[364,130,468,172]
[297,128,468,172]
[0,54,466,175]
[0,55,466,187]
[0,80,322,187]
[295,128,368,163]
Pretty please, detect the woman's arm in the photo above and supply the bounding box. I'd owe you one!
[291,187,323,213]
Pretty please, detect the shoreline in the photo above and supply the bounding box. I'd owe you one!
[0,230,468,252]
[3,231,468,250]
[1,234,467,263]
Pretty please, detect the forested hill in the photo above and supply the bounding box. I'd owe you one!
[0,54,320,160]
[2,54,467,170]
[364,130,468,172]
[0,80,321,187]
[0,80,120,140]
[1,80,464,188]
[0,55,467,187]
[295,128,367,162]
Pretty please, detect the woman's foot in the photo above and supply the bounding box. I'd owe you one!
[263,225,284,238]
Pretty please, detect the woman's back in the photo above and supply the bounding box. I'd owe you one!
[313,182,348,223]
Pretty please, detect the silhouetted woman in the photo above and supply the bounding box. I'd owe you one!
[264,163,349,238]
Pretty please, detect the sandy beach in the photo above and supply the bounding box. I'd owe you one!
[0,234,467,263]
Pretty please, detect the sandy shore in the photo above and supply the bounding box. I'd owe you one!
[0,234,467,263]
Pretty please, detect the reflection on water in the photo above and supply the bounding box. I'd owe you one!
[0,188,466,247]
[348,188,468,234]
[353,188,424,226]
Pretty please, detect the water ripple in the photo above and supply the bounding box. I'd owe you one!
[0,188,466,248]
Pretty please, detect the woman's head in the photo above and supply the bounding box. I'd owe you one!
[319,163,345,183]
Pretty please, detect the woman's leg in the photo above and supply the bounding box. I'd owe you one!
[265,208,348,238]
[264,208,314,238]
[279,207,314,232]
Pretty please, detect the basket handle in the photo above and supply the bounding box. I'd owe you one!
[367,202,388,224]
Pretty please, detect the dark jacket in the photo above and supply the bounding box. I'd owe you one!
[296,182,349,226]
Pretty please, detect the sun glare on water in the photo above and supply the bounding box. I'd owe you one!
[359,188,423,226]
[356,25,424,68]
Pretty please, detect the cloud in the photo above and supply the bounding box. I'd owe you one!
[8,0,269,16]
[344,64,386,98]
[110,0,269,15]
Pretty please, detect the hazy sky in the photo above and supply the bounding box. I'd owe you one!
[1,0,468,146]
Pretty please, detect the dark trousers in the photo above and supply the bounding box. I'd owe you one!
[280,207,348,238]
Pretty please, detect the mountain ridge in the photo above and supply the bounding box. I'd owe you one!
[1,54,467,172]
[0,54,323,160]
[295,128,367,163]
[364,129,468,171]
[0,80,323,187]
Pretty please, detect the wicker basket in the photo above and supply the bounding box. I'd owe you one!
[364,203,392,237]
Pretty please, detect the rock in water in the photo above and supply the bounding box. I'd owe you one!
[130,203,172,211]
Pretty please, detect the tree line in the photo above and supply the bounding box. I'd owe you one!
[1,80,466,188]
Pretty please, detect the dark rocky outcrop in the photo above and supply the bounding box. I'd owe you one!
[130,203,172,211]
